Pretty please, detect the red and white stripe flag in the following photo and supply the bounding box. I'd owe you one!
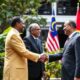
[46,17,60,53]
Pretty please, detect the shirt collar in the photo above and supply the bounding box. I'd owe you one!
[32,35,38,39]
[69,31,76,39]
[12,28,20,35]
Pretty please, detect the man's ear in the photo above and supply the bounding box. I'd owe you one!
[31,30,34,34]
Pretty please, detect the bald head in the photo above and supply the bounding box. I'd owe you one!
[63,21,76,36]
[64,21,76,29]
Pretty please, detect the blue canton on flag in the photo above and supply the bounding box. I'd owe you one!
[46,17,60,53]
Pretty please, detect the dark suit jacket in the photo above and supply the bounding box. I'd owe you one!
[49,32,80,80]
[23,35,44,78]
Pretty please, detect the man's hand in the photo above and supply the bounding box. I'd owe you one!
[74,77,80,80]
[39,53,48,62]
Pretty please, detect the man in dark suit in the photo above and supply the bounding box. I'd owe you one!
[23,23,45,80]
[49,21,80,80]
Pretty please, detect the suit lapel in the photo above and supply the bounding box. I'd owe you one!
[37,39,42,52]
[29,35,39,52]
[64,32,78,51]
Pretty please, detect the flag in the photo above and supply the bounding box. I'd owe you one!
[46,17,60,53]
[76,3,80,31]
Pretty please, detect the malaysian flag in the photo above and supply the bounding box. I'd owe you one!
[46,17,60,53]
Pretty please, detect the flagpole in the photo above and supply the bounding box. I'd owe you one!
[78,0,80,7]
[77,1,79,10]
[52,2,56,17]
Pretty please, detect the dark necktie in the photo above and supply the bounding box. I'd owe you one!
[35,39,38,46]
[35,39,41,50]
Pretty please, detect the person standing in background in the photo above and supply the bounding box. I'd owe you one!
[23,23,45,80]
[3,18,46,80]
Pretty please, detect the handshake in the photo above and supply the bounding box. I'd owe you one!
[38,53,48,63]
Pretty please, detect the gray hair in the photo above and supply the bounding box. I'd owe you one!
[28,23,40,33]
[26,23,39,36]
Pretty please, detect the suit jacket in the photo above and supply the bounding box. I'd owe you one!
[3,28,39,80]
[23,35,45,78]
[49,32,80,80]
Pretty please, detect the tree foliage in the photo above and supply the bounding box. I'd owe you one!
[0,0,41,20]
[0,0,42,33]
[0,0,56,34]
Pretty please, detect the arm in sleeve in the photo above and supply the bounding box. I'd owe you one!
[9,34,40,62]
[49,52,63,62]
[75,36,80,78]
[23,37,32,50]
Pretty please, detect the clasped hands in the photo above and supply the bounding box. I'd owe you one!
[39,53,48,63]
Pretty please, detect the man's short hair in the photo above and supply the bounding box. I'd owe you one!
[28,23,39,33]
[65,21,76,28]
[11,17,22,27]
[69,21,76,28]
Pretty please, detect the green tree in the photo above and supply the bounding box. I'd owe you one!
[0,0,56,33]
[0,0,42,33]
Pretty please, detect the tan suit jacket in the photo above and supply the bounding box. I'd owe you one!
[3,28,39,80]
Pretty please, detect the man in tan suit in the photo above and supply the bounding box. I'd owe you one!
[3,17,47,80]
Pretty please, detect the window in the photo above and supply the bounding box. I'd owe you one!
[57,0,77,15]
[38,2,52,15]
